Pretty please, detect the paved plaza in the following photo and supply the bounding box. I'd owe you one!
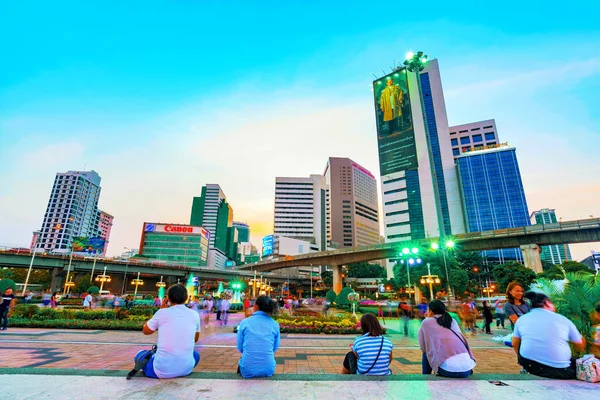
[1,312,598,399]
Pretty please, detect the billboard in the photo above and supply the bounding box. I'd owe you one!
[262,235,274,257]
[143,223,210,239]
[373,70,418,175]
[72,237,106,254]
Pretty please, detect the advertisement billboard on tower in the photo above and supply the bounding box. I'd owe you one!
[373,70,418,175]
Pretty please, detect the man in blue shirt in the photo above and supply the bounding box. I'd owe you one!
[236,296,280,378]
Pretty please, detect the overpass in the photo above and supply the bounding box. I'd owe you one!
[0,252,299,293]
[239,218,600,292]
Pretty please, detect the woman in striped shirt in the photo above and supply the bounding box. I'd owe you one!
[342,313,393,375]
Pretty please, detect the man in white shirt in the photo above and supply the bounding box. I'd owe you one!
[134,284,201,379]
[83,293,93,310]
[219,298,231,326]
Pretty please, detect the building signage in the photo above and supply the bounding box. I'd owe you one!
[262,235,274,257]
[373,70,418,175]
[143,223,209,238]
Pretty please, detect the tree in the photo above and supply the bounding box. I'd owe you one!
[325,290,337,303]
[492,262,537,292]
[87,286,100,295]
[74,274,92,295]
[537,266,565,281]
[455,251,485,271]
[0,268,51,290]
[381,278,398,291]
[561,261,594,274]
[0,279,16,292]
[448,268,469,296]
[321,271,333,286]
[347,262,386,278]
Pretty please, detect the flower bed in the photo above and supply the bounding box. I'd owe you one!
[8,318,143,330]
[274,314,364,334]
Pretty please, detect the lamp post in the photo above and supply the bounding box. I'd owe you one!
[420,263,441,301]
[64,278,75,294]
[431,240,454,302]
[122,247,131,295]
[22,236,40,296]
[131,272,144,298]
[95,266,111,293]
[63,242,75,294]
[404,51,446,242]
[397,247,422,302]
[156,276,166,289]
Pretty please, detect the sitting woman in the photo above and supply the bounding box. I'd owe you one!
[236,295,280,378]
[342,313,393,375]
[419,300,476,378]
[512,291,584,379]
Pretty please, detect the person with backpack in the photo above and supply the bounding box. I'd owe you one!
[419,300,476,378]
[342,313,393,375]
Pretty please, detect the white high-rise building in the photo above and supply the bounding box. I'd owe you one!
[36,170,102,253]
[374,59,466,277]
[448,119,500,161]
[274,175,330,250]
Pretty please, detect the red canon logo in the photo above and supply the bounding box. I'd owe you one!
[164,225,193,233]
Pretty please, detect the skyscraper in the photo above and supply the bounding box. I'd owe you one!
[273,175,330,250]
[457,145,530,262]
[214,200,233,254]
[530,209,572,264]
[190,184,226,248]
[449,119,500,161]
[373,59,465,276]
[98,210,114,256]
[324,157,380,248]
[36,170,103,253]
[232,221,250,243]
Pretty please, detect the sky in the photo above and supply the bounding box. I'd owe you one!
[1,0,599,261]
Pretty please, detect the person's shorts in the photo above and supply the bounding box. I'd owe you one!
[134,350,200,379]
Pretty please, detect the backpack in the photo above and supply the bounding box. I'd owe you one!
[576,355,600,383]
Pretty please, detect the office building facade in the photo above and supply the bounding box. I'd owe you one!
[324,157,380,248]
[530,208,572,264]
[139,222,209,268]
[98,210,114,256]
[457,145,530,262]
[374,60,465,278]
[190,184,227,248]
[449,119,500,161]
[273,175,330,250]
[36,170,103,253]
[232,221,250,243]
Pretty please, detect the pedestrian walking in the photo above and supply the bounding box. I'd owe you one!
[220,297,231,326]
[216,297,222,321]
[202,295,214,327]
[50,292,58,309]
[482,301,493,334]
[0,287,15,331]
[83,292,93,311]
[494,298,506,329]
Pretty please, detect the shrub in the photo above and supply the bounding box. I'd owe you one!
[145,295,154,301]
[8,318,143,331]
[0,279,16,292]
[87,286,100,295]
[325,290,337,303]
[335,287,354,307]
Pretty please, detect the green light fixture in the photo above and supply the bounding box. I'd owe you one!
[402,248,410,255]
[431,243,439,250]
[445,240,455,249]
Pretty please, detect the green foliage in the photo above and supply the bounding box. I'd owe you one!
[492,261,537,292]
[9,318,143,330]
[448,268,469,296]
[0,268,51,290]
[455,251,485,270]
[0,279,16,292]
[321,271,333,286]
[381,278,398,291]
[73,274,92,294]
[561,261,594,274]
[145,295,154,301]
[335,286,354,306]
[347,262,386,278]
[325,290,337,302]
[537,266,566,280]
[87,286,100,295]
[534,273,600,353]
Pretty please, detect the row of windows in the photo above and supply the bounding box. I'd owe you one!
[383,187,407,195]
[383,176,405,185]
[386,221,410,228]
[385,209,409,217]
[356,211,378,223]
[387,233,411,240]
[385,199,407,206]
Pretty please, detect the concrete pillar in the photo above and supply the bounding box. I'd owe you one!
[520,244,543,273]
[332,265,343,294]
[49,268,61,292]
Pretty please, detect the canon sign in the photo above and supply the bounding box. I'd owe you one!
[164,225,193,233]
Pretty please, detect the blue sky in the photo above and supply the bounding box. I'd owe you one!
[1,1,599,259]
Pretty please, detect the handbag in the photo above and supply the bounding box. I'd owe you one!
[349,337,385,374]
[576,355,600,383]
[448,328,476,362]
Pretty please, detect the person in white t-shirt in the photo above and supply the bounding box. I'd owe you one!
[83,293,93,310]
[134,284,201,379]
[219,299,231,326]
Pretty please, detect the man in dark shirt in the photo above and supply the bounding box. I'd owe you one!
[0,287,15,331]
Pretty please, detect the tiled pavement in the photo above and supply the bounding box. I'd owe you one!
[0,312,522,375]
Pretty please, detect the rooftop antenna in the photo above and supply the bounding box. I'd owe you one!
[371,73,378,79]
[380,69,387,76]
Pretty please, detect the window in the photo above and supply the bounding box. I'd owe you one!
[487,142,497,146]
[383,177,405,185]
[459,130,468,133]
[483,125,493,129]
[472,134,482,143]
[470,127,480,131]
[449,131,456,135]
[485,132,495,141]
[452,148,460,156]
[451,138,458,146]
[460,136,470,145]
[384,188,406,195]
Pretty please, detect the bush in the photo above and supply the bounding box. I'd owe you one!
[8,318,143,330]
[325,290,337,303]
[145,295,154,301]
[87,286,100,295]
[335,287,354,307]
[0,279,16,292]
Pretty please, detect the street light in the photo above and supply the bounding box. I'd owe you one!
[431,240,455,303]
[420,263,441,301]
[397,246,422,301]
[131,272,144,298]
[156,276,166,288]
[95,266,111,293]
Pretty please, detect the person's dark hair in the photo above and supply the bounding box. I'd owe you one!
[255,295,274,314]
[482,301,488,307]
[52,292,57,296]
[506,281,523,304]
[167,284,187,304]
[524,291,549,309]
[429,300,453,329]
[595,301,600,314]
[360,313,384,336]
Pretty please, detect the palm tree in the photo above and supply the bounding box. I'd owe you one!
[535,272,600,353]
